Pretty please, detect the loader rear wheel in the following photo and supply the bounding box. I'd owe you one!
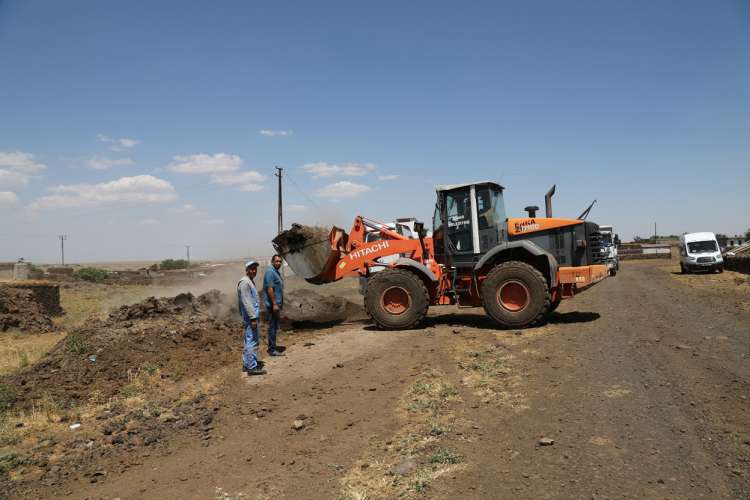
[481,261,550,328]
[364,269,429,330]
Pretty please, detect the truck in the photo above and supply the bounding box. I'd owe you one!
[273,181,610,330]
[597,225,619,276]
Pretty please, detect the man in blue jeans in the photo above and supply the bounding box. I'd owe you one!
[238,261,265,375]
[263,254,285,356]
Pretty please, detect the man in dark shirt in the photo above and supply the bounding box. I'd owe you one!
[263,254,285,356]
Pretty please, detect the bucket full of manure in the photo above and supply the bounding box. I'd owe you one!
[272,224,344,284]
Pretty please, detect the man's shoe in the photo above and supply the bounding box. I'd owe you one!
[246,367,266,376]
[268,349,285,357]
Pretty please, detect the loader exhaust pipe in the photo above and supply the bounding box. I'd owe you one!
[545,184,556,218]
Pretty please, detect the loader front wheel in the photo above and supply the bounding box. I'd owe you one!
[481,261,550,328]
[364,269,429,330]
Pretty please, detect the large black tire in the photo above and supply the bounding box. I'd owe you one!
[364,269,429,330]
[481,261,550,328]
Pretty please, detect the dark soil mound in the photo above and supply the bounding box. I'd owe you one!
[283,289,365,325]
[0,287,55,332]
[5,290,241,409]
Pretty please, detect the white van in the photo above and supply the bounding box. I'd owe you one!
[679,232,723,274]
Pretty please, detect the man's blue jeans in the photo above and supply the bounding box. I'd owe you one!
[243,321,259,370]
[267,309,280,353]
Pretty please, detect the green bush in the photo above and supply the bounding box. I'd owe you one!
[159,259,190,270]
[73,267,108,283]
[28,264,46,280]
[65,333,90,355]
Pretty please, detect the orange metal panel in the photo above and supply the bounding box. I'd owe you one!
[557,264,608,288]
[507,217,581,236]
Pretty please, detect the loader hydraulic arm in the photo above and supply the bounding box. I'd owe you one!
[331,216,426,280]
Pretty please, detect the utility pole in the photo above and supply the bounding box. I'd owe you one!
[654,222,657,240]
[58,235,67,266]
[185,245,191,267]
[275,166,283,235]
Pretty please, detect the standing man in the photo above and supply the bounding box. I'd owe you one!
[263,254,285,356]
[238,261,266,375]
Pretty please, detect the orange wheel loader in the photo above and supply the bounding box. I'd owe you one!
[273,182,610,330]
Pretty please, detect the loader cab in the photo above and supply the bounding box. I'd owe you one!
[433,181,507,266]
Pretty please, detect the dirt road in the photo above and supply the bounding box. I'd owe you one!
[21,260,750,499]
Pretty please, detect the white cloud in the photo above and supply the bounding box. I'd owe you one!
[259,129,293,137]
[0,169,29,188]
[97,134,141,151]
[210,170,267,192]
[87,156,135,170]
[28,175,177,210]
[378,174,400,181]
[287,204,306,212]
[168,153,243,174]
[317,181,370,198]
[301,162,376,178]
[0,191,18,204]
[0,151,46,188]
[204,218,225,225]
[0,151,47,173]
[139,218,160,225]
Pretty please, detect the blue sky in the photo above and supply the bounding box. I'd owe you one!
[1,0,748,263]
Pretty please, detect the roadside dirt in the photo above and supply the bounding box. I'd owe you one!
[0,288,54,333]
[4,260,750,499]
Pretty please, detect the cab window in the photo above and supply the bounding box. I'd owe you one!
[446,190,473,253]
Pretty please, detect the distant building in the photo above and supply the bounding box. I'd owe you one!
[717,234,747,250]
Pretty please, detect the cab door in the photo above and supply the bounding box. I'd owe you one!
[444,187,476,255]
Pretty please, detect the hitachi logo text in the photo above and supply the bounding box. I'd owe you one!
[349,241,390,260]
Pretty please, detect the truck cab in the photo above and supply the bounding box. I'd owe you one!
[679,232,723,273]
[598,225,620,276]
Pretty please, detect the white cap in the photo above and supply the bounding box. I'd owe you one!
[245,260,259,269]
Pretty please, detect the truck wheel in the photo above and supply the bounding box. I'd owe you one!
[680,263,687,274]
[481,261,550,328]
[717,266,724,274]
[364,269,429,330]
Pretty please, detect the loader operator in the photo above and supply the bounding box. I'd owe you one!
[263,254,285,357]
[238,261,266,376]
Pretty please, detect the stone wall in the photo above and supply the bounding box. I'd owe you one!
[0,281,63,316]
[725,255,750,274]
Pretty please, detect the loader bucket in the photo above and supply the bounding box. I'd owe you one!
[272,224,344,284]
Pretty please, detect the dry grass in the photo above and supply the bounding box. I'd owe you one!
[340,369,465,499]
[0,331,63,375]
[455,338,529,411]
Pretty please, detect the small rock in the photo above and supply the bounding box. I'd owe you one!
[539,437,555,446]
[292,420,305,430]
[390,458,417,476]
[335,363,344,368]
[675,344,692,350]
